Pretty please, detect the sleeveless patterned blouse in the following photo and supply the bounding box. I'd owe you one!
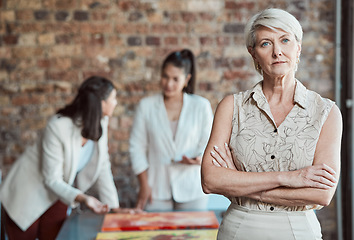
[229,79,334,212]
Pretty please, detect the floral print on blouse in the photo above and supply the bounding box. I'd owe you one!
[229,79,334,211]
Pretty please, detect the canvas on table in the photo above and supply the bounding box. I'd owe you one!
[101,211,219,232]
[96,229,218,240]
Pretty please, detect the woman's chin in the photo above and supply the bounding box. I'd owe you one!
[264,70,294,79]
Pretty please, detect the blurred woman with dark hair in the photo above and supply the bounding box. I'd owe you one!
[0,76,137,240]
[129,49,214,211]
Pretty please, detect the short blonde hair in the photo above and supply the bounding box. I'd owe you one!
[245,8,303,74]
[245,8,303,48]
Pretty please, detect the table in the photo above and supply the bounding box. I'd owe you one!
[56,210,225,240]
[56,211,103,240]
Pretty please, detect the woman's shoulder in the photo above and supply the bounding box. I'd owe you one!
[305,88,335,110]
[186,93,211,105]
[217,94,234,110]
[298,82,337,124]
[47,114,74,129]
[296,79,334,107]
[138,94,161,106]
[215,88,255,118]
[219,88,254,107]
[308,90,333,102]
[41,115,76,140]
[185,94,214,115]
[100,116,109,127]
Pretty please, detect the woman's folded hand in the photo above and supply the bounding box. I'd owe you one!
[210,143,237,170]
[281,163,337,189]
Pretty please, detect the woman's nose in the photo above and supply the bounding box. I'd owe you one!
[167,79,174,87]
[272,44,282,57]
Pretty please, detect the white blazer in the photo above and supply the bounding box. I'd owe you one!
[0,115,119,231]
[129,93,213,202]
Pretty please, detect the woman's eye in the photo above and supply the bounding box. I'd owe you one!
[261,42,270,47]
[282,38,289,43]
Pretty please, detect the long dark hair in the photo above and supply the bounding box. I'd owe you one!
[57,76,115,141]
[161,49,196,94]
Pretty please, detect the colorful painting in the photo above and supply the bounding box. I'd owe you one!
[96,229,218,240]
[101,211,219,232]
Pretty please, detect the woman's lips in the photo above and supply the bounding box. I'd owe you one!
[272,61,286,65]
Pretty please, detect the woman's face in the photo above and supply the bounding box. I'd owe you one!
[160,64,190,98]
[102,89,117,117]
[249,26,301,79]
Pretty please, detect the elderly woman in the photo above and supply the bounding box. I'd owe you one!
[201,8,342,240]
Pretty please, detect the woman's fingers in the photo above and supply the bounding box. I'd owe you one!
[94,203,107,214]
[136,197,147,210]
[100,204,109,214]
[312,164,337,186]
[224,143,232,159]
[285,164,338,189]
[313,173,337,189]
[181,155,202,165]
[309,176,334,189]
[299,164,337,189]
[210,144,236,170]
[213,145,227,161]
[87,197,109,214]
[195,156,202,165]
[318,169,337,184]
[224,143,236,170]
[136,200,145,210]
[113,207,145,214]
[210,147,228,168]
[212,158,222,167]
[321,163,336,175]
[311,163,336,176]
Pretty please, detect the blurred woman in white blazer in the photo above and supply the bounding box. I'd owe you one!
[0,76,136,240]
[129,49,214,211]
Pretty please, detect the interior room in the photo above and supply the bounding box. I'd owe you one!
[0,0,353,239]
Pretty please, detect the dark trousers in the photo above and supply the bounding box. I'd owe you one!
[3,200,67,240]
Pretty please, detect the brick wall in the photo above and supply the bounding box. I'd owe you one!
[0,0,337,238]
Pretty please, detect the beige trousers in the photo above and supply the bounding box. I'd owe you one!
[217,203,322,240]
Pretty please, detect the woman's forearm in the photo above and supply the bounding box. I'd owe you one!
[136,170,152,209]
[248,185,337,207]
[251,105,341,208]
[202,164,285,197]
[203,158,336,199]
[137,170,149,187]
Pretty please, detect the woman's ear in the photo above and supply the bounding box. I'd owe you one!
[248,47,256,60]
[297,43,302,58]
[247,47,258,62]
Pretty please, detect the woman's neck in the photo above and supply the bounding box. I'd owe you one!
[163,92,184,121]
[163,92,183,104]
[262,75,297,127]
[262,75,296,104]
